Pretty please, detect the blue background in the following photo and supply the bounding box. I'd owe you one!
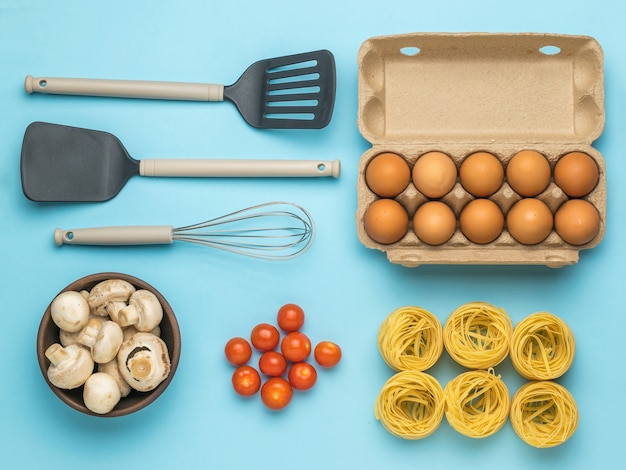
[1,1,624,468]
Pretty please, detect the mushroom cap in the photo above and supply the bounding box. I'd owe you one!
[46,344,95,390]
[83,372,122,414]
[50,291,90,333]
[88,279,136,316]
[117,290,163,332]
[90,321,124,364]
[117,332,171,392]
[98,360,132,397]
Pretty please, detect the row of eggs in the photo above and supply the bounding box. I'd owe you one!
[365,150,600,200]
[363,197,600,246]
[362,150,601,247]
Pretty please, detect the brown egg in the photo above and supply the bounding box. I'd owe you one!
[506,150,551,197]
[412,151,457,198]
[554,199,600,245]
[413,201,457,245]
[459,199,504,244]
[365,152,411,198]
[506,198,553,245]
[459,151,504,197]
[554,151,599,197]
[363,199,409,245]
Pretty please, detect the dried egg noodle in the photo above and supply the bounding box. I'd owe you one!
[510,312,575,380]
[510,381,578,448]
[444,369,510,438]
[443,302,512,369]
[378,306,443,372]
[374,370,445,439]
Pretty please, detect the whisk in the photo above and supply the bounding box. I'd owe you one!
[53,202,315,260]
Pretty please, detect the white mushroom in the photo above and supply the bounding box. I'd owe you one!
[98,360,132,397]
[50,291,90,333]
[117,290,163,332]
[45,343,94,389]
[88,279,135,317]
[117,332,171,392]
[78,320,124,364]
[83,372,121,414]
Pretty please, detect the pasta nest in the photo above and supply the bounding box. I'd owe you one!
[510,312,575,380]
[444,368,510,438]
[443,301,513,369]
[378,306,443,372]
[374,370,445,440]
[510,381,578,448]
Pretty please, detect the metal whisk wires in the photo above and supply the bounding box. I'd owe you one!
[171,202,315,260]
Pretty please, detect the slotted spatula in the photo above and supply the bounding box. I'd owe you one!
[20,122,341,202]
[25,50,336,129]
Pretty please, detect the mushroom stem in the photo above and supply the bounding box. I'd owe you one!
[45,343,70,366]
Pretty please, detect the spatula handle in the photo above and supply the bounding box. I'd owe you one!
[54,226,174,246]
[139,159,341,178]
[25,75,224,101]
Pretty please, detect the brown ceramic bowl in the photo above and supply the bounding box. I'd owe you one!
[37,272,181,417]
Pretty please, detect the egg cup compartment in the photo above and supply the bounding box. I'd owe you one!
[356,33,606,267]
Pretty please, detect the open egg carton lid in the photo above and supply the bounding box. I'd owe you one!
[356,33,606,267]
[357,32,604,145]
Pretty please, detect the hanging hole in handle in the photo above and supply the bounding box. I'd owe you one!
[317,163,326,172]
[400,46,421,56]
[539,45,561,55]
[38,80,47,88]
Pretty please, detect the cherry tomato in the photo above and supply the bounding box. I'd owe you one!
[231,366,261,397]
[259,351,288,377]
[277,303,305,332]
[261,377,293,410]
[281,331,312,362]
[250,323,280,351]
[314,341,342,368]
[288,362,317,391]
[224,337,252,366]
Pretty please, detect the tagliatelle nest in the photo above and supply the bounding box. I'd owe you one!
[443,301,513,369]
[378,306,443,372]
[374,370,445,440]
[510,381,578,448]
[444,368,510,438]
[510,312,575,380]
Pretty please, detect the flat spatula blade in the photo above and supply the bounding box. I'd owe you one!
[21,122,139,202]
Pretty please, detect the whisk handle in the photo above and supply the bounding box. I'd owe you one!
[54,226,174,246]
[139,159,341,178]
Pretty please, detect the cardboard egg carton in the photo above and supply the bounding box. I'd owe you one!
[356,33,606,267]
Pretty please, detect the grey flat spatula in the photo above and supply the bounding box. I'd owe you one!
[25,50,336,129]
[20,122,341,202]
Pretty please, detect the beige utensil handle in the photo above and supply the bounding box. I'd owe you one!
[54,226,174,246]
[139,159,341,178]
[25,75,224,101]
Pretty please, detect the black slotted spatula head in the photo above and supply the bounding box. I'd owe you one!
[224,50,336,129]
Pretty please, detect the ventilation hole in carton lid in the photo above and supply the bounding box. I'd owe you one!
[539,45,561,55]
[400,46,421,56]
